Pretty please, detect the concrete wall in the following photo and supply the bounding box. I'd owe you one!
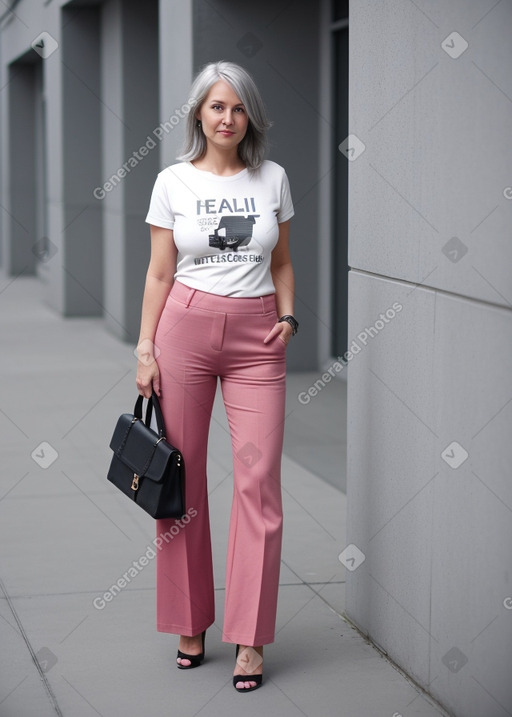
[191,0,321,371]
[345,2,512,716]
[101,0,159,340]
[6,58,38,275]
[0,1,49,278]
[61,4,103,316]
[0,0,160,337]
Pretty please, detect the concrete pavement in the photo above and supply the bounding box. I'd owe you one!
[0,272,450,717]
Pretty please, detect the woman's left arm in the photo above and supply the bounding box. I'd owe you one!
[264,220,296,345]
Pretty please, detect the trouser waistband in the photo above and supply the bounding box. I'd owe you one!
[170,280,277,314]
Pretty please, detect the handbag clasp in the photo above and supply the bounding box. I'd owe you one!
[131,473,139,491]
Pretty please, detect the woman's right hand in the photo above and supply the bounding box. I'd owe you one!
[136,359,160,398]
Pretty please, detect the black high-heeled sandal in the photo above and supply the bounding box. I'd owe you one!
[232,644,263,692]
[176,630,206,670]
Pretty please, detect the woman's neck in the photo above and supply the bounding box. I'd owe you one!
[192,146,246,176]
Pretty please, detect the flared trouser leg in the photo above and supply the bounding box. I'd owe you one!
[154,295,217,636]
[153,281,286,644]
[220,368,285,646]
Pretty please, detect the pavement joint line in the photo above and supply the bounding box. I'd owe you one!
[340,612,451,717]
[274,560,340,640]
[0,576,64,716]
[0,581,344,601]
[306,582,346,621]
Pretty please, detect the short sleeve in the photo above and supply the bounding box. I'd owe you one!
[145,171,175,229]
[277,169,294,223]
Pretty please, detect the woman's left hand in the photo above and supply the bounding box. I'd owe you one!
[263,321,293,346]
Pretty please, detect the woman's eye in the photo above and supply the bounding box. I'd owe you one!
[210,105,244,112]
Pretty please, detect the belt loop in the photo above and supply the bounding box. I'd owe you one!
[260,296,265,313]
[184,287,196,308]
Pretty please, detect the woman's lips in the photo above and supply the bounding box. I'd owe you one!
[218,130,234,136]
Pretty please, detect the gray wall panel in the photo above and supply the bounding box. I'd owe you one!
[348,0,512,308]
[346,2,512,713]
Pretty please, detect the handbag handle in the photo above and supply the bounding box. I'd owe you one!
[134,392,166,439]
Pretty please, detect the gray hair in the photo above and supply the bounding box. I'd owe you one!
[177,61,272,170]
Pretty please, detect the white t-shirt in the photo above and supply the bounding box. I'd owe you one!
[145,160,294,297]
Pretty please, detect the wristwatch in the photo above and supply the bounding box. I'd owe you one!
[278,315,299,336]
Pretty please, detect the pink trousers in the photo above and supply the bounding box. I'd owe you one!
[154,280,286,646]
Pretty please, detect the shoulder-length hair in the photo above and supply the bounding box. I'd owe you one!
[177,61,272,170]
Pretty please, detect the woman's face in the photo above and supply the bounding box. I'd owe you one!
[196,80,249,153]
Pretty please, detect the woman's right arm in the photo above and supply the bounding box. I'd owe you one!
[136,225,177,398]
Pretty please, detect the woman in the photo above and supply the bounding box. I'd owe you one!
[136,61,298,693]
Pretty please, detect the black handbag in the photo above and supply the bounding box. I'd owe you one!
[107,392,185,519]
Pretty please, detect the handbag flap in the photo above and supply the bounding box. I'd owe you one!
[109,414,179,483]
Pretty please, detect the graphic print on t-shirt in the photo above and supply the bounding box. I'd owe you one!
[208,214,260,252]
[194,196,264,265]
